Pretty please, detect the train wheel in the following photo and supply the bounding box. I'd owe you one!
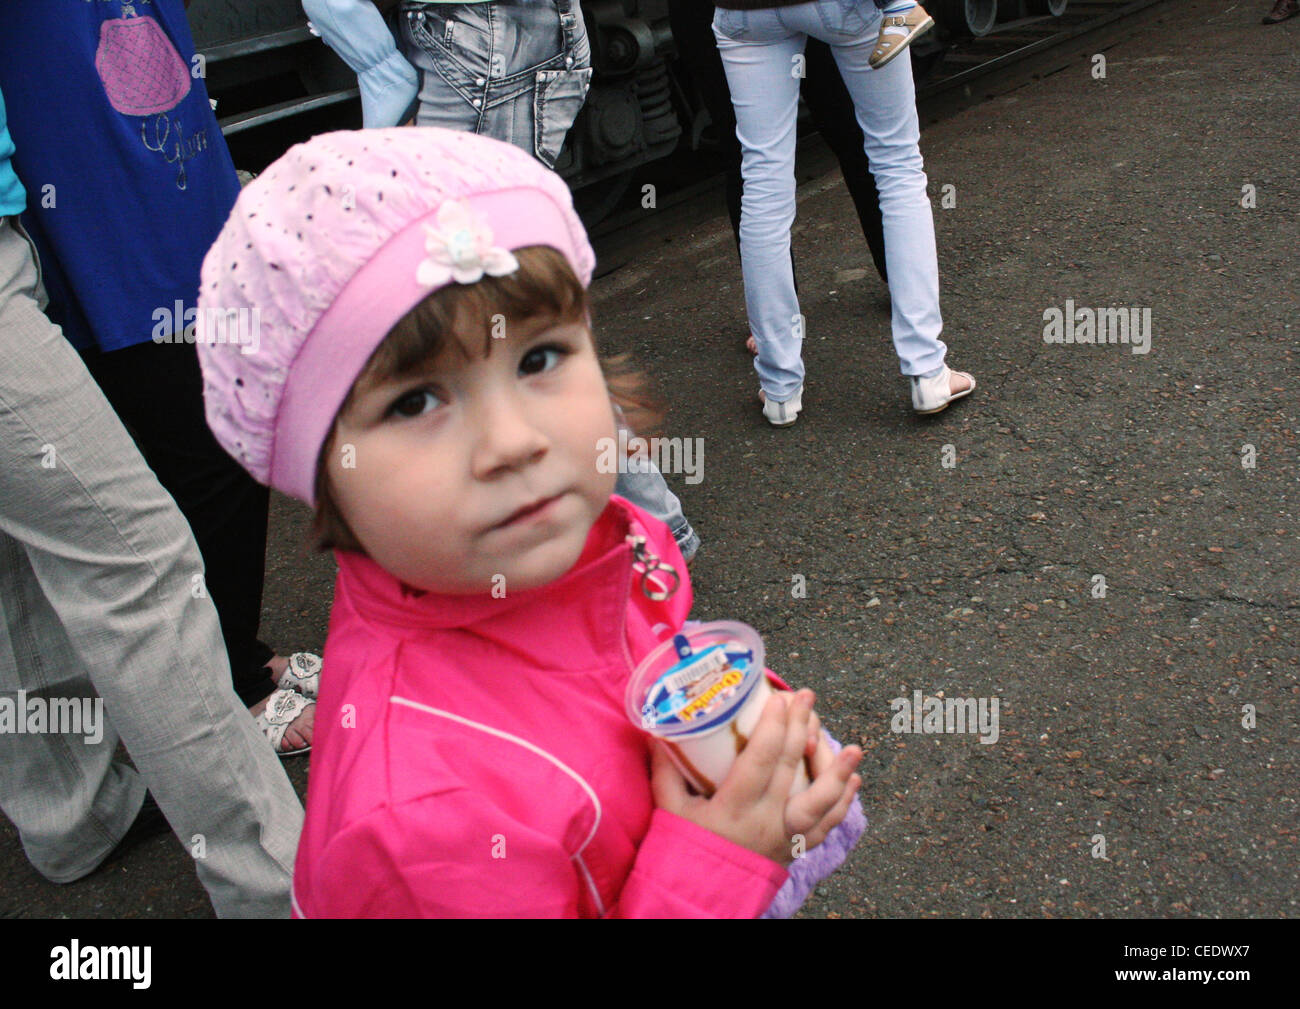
[1027,0,1069,15]
[938,0,999,38]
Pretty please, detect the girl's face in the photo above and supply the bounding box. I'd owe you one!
[325,310,619,594]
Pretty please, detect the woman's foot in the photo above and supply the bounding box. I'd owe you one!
[759,385,803,426]
[249,689,314,755]
[266,652,322,699]
[265,654,290,683]
[250,654,315,753]
[911,365,975,415]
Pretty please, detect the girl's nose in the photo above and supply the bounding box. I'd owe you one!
[468,389,549,478]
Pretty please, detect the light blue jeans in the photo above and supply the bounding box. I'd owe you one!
[714,0,947,401]
[397,0,594,169]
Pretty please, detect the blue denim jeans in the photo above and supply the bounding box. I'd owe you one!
[714,0,947,401]
[397,0,593,169]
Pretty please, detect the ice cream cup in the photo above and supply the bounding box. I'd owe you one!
[626,621,811,797]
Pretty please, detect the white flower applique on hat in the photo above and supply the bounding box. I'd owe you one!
[416,199,519,287]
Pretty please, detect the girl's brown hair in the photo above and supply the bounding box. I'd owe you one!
[310,245,660,553]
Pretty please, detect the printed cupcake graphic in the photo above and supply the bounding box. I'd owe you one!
[94,5,191,116]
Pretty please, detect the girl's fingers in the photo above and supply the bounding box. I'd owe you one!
[806,710,822,759]
[770,689,819,760]
[808,727,836,777]
[787,745,861,832]
[803,775,862,849]
[715,693,791,803]
[768,689,815,800]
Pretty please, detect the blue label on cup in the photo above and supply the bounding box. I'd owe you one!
[640,638,756,730]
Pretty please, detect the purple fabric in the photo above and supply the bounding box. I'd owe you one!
[762,734,866,919]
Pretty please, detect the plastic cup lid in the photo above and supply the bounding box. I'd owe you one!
[626,621,766,738]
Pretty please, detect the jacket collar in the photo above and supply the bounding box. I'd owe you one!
[334,495,653,644]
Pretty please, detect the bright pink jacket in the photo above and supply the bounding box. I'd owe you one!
[292,496,789,917]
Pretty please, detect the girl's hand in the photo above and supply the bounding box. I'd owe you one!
[772,687,835,772]
[651,689,862,866]
[784,709,861,854]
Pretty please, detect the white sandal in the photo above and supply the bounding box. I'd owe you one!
[911,365,976,415]
[254,687,313,758]
[758,386,804,427]
[275,651,322,700]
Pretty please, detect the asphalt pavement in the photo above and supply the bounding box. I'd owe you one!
[2,0,1295,918]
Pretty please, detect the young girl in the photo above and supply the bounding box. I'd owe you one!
[196,127,864,917]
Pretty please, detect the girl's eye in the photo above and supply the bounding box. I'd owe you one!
[519,344,567,377]
[388,388,442,419]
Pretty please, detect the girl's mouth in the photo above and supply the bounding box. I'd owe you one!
[494,493,564,529]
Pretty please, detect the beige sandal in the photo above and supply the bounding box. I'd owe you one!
[870,6,936,70]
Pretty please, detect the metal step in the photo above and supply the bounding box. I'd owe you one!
[218,88,359,136]
[203,25,316,64]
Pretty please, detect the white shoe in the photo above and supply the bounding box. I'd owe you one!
[759,385,803,426]
[252,688,313,758]
[274,651,322,700]
[911,365,975,414]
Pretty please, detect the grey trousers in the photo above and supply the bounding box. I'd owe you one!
[0,216,302,917]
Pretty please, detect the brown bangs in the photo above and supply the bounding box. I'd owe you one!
[344,244,588,407]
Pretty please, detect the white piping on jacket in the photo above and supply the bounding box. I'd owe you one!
[389,695,607,915]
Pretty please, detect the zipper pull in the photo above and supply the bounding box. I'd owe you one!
[626,534,680,602]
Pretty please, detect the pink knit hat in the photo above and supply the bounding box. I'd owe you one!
[196,127,596,506]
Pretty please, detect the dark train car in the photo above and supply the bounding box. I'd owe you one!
[937,0,1069,37]
[190,0,1069,212]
